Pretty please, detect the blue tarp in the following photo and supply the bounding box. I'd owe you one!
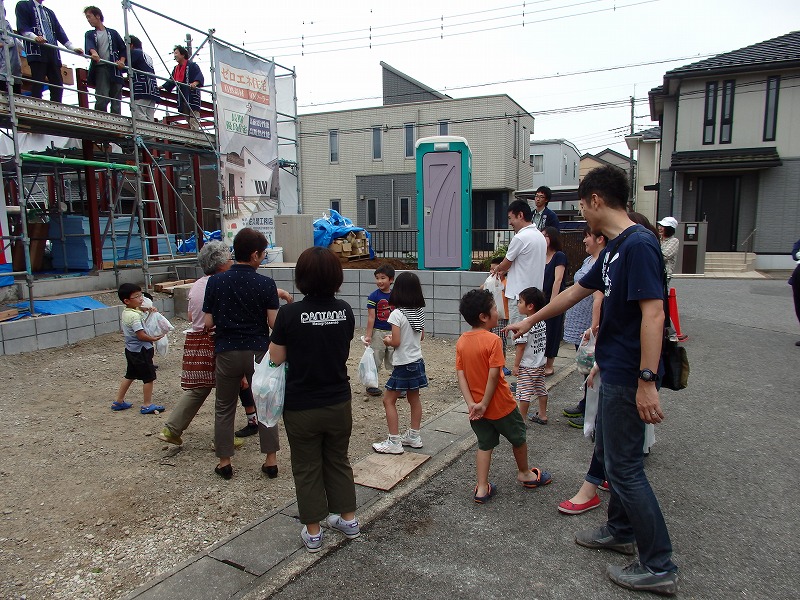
[0,264,12,288]
[49,216,176,270]
[177,230,223,253]
[313,210,374,259]
[12,296,108,315]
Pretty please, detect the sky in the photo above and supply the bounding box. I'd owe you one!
[31,0,800,156]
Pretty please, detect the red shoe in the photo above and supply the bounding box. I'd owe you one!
[599,481,610,492]
[557,494,601,515]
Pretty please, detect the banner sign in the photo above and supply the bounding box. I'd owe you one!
[212,43,283,244]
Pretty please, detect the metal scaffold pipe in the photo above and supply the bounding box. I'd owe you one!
[19,154,139,172]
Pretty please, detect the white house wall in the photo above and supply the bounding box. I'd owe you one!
[675,71,800,156]
[299,95,534,219]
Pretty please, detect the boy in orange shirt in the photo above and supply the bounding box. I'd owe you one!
[456,289,553,503]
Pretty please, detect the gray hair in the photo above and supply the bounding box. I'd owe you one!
[197,240,231,275]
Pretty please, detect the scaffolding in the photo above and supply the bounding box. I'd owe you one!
[0,0,299,315]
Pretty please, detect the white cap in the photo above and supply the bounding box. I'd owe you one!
[658,216,678,229]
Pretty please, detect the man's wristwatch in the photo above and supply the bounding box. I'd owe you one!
[638,369,659,383]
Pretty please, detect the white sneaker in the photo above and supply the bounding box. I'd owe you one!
[400,430,423,448]
[301,525,324,553]
[326,514,361,539]
[372,436,404,454]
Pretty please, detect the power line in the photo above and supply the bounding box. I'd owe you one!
[252,0,659,58]
[298,53,713,109]
[254,0,605,53]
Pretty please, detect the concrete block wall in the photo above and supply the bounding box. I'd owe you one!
[257,267,489,339]
[0,298,175,356]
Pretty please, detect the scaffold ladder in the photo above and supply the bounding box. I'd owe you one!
[134,163,179,287]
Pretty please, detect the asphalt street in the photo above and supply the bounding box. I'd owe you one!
[269,277,799,600]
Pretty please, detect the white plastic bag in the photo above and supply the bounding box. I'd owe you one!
[483,275,507,320]
[575,329,596,375]
[252,352,286,428]
[143,312,174,357]
[583,373,600,439]
[358,346,379,389]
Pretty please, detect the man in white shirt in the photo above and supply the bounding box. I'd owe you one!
[490,199,546,343]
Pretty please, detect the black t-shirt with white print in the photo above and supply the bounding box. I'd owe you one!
[270,295,355,411]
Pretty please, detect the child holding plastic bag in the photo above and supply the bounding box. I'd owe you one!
[113,283,165,414]
[372,272,427,455]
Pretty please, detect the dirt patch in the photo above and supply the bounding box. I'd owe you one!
[0,316,463,599]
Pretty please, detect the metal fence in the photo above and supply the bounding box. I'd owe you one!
[367,227,587,280]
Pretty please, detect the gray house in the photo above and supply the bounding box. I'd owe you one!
[649,30,800,269]
[299,62,535,251]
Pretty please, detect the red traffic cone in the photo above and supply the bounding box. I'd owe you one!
[668,288,687,341]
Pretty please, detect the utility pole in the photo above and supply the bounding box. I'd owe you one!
[628,95,635,211]
[185,33,192,56]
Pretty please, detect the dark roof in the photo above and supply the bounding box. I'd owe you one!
[666,30,800,77]
[670,147,781,172]
[637,126,661,140]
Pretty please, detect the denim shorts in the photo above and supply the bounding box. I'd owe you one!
[385,358,428,392]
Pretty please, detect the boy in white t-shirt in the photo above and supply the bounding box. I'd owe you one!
[513,287,549,425]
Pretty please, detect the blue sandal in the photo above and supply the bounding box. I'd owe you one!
[522,467,552,489]
[111,401,132,411]
[474,483,497,504]
[140,404,165,414]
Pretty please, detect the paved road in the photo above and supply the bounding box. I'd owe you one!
[269,278,799,599]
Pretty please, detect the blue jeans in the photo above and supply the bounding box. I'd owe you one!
[596,382,677,573]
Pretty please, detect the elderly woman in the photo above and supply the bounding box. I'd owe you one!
[269,247,360,553]
[657,217,680,284]
[158,240,288,480]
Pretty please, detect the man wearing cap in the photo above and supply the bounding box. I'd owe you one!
[532,186,561,231]
[657,217,679,284]
[16,0,83,102]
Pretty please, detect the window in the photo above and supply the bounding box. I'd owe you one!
[512,120,518,159]
[703,81,718,145]
[438,120,449,136]
[367,198,377,227]
[573,161,577,178]
[522,127,527,162]
[532,154,544,173]
[330,199,341,213]
[399,197,410,227]
[404,123,415,159]
[763,75,780,142]
[372,127,382,160]
[720,79,735,143]
[329,130,339,163]
[228,173,235,198]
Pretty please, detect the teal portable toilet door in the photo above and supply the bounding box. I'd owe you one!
[422,151,461,268]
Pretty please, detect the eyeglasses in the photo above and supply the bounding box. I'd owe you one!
[534,194,547,199]
[130,293,143,300]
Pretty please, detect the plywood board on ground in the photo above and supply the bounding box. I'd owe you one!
[0,308,19,322]
[352,451,429,491]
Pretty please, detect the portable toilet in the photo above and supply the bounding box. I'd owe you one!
[415,136,472,270]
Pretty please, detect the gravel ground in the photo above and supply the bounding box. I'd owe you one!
[0,314,462,600]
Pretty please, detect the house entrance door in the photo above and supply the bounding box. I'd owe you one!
[697,176,739,252]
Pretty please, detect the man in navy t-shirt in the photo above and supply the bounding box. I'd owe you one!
[506,166,677,596]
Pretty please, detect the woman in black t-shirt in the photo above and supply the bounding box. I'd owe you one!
[269,247,360,553]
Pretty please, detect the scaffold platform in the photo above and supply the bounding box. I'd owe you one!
[0,93,215,148]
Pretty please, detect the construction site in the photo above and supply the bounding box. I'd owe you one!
[0,0,300,339]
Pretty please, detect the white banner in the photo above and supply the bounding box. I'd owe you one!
[213,43,281,244]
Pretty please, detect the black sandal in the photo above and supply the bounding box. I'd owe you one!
[215,464,233,480]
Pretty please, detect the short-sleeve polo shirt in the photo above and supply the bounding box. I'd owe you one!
[202,263,280,353]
